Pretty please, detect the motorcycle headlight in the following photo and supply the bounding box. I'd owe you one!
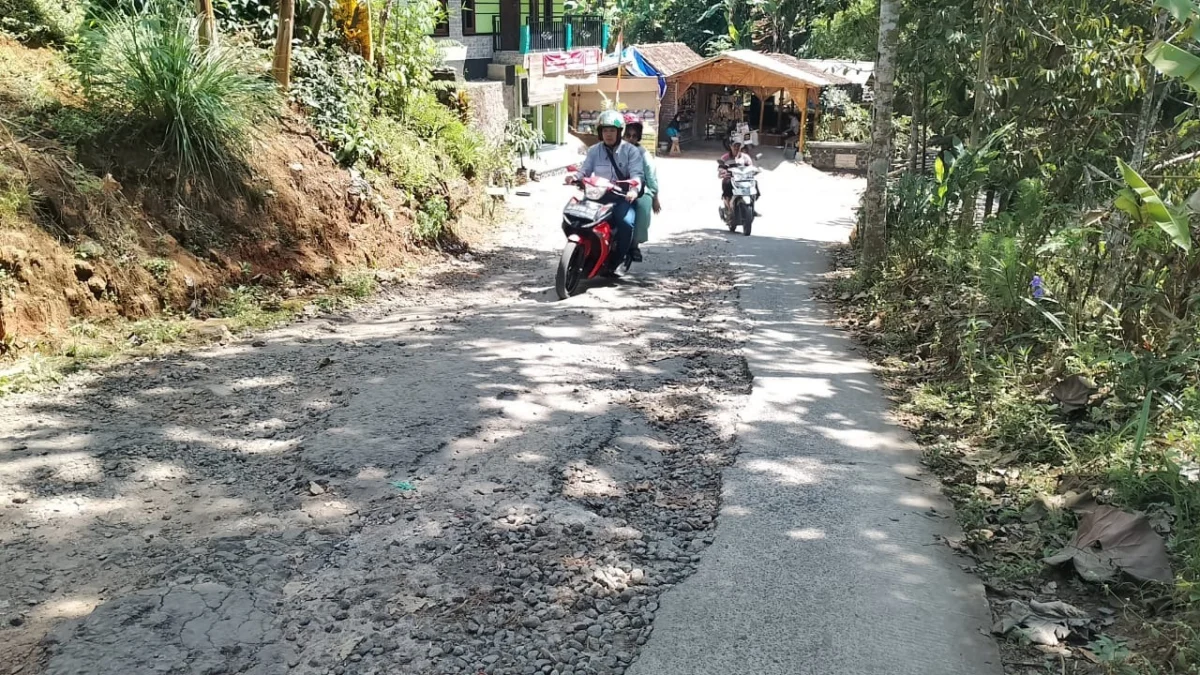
[584,185,607,201]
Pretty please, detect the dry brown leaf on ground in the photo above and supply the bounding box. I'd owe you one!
[1050,374,1097,413]
[993,599,1091,646]
[1044,505,1173,583]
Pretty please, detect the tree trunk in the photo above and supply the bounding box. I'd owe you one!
[1132,13,1167,170]
[960,0,994,233]
[197,0,216,49]
[375,0,396,72]
[272,0,296,89]
[861,0,900,274]
[906,79,922,172]
[968,0,993,147]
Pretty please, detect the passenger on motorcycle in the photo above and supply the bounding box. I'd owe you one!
[719,141,761,215]
[565,109,643,276]
[622,113,660,263]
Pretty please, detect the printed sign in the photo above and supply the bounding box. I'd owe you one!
[526,57,565,106]
[543,48,601,75]
[834,154,858,169]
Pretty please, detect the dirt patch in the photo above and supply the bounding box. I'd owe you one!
[0,38,444,347]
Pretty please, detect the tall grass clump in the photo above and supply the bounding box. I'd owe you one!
[73,0,278,179]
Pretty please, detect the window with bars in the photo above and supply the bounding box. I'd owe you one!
[462,0,475,35]
[433,0,450,36]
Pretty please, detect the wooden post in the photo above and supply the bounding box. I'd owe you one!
[197,0,216,49]
[798,86,808,153]
[776,88,784,133]
[757,88,766,132]
[272,0,296,89]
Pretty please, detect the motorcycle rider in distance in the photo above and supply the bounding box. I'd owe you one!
[719,140,761,217]
[622,113,660,263]
[565,109,643,277]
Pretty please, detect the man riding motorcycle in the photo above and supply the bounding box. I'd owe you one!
[719,140,761,217]
[622,113,660,263]
[565,110,643,276]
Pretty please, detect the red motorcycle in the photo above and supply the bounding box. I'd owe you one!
[555,167,637,300]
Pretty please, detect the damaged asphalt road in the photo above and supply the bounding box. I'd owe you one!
[0,190,751,675]
[2,156,1000,675]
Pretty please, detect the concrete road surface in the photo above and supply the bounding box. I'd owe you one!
[626,149,1003,675]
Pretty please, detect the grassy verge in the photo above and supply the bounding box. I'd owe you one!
[821,244,1200,675]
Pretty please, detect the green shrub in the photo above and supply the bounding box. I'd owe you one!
[338,270,377,298]
[400,92,495,178]
[367,115,440,197]
[413,197,449,243]
[817,88,871,143]
[0,0,83,45]
[375,0,442,109]
[290,42,374,153]
[73,0,279,178]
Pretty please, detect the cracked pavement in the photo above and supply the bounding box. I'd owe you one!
[1,152,999,675]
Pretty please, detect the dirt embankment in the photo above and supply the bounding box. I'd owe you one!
[0,38,431,348]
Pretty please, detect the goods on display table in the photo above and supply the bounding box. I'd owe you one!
[730,122,759,148]
[577,109,657,135]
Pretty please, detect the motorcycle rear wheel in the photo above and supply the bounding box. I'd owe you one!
[555,241,586,300]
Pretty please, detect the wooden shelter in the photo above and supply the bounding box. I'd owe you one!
[667,50,848,151]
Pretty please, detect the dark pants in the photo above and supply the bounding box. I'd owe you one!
[604,196,635,269]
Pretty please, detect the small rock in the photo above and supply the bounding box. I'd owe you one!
[522,616,542,629]
[309,482,326,496]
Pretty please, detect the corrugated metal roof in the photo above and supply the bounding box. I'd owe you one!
[798,59,875,86]
[669,50,849,88]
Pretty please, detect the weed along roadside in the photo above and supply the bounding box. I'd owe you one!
[829,0,1200,668]
[823,217,1199,671]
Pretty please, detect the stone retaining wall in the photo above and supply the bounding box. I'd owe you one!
[807,141,870,172]
[464,81,509,146]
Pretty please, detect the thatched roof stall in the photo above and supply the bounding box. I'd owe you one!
[667,50,849,152]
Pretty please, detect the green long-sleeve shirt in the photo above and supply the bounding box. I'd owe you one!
[634,149,657,244]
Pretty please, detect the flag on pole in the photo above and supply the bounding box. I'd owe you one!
[614,29,623,106]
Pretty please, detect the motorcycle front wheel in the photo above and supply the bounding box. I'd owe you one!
[736,202,754,236]
[555,241,586,300]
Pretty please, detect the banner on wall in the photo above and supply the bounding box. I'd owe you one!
[543,48,601,76]
[526,56,566,106]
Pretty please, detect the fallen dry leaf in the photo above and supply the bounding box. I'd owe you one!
[994,599,1091,646]
[1050,374,1096,413]
[1044,505,1173,583]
